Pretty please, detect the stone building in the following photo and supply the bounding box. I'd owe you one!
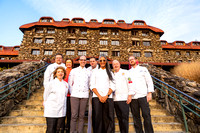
[1,16,200,65]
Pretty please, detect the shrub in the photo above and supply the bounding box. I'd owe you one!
[171,61,200,83]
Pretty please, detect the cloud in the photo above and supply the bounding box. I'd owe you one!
[24,0,200,42]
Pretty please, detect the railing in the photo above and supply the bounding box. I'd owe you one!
[0,64,48,102]
[152,75,200,133]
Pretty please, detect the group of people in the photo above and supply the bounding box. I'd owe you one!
[43,53,154,133]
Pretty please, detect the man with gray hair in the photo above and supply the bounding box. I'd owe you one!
[112,60,135,133]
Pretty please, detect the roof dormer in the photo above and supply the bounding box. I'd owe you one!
[39,17,54,22]
[132,20,146,26]
[72,18,85,23]
[103,19,116,24]
[174,41,185,46]
[160,40,167,45]
[62,18,70,22]
[117,20,125,24]
[192,41,200,46]
[13,46,20,51]
[90,19,98,23]
[0,46,3,51]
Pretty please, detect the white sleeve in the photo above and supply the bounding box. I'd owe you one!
[68,69,75,94]
[109,72,116,91]
[43,65,51,89]
[143,67,154,93]
[90,70,96,90]
[43,81,52,102]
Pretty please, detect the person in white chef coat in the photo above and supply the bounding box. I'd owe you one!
[43,66,68,133]
[128,56,154,133]
[90,55,115,133]
[87,57,98,133]
[68,55,90,133]
[112,60,135,133]
[43,53,66,88]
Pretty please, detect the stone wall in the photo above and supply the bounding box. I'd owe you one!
[0,61,45,117]
[143,64,200,133]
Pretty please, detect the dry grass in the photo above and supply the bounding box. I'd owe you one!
[171,61,200,83]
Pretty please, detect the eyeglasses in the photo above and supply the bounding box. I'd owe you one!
[99,60,106,62]
[80,59,86,61]
[129,59,135,62]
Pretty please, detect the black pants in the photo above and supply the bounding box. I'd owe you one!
[114,101,129,133]
[129,96,154,133]
[65,96,71,132]
[92,97,115,133]
[46,117,65,133]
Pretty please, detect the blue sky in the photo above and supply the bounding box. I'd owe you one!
[0,0,200,46]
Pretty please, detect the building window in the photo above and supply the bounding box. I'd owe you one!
[63,19,70,22]
[144,52,152,57]
[100,30,108,35]
[112,51,120,56]
[47,29,55,34]
[41,18,52,22]
[132,41,140,46]
[79,40,87,44]
[142,31,149,36]
[134,22,144,25]
[104,20,114,24]
[80,29,87,35]
[178,60,182,63]
[78,50,86,56]
[73,19,84,23]
[44,50,53,55]
[196,52,199,55]
[68,28,76,34]
[133,52,141,57]
[176,51,181,56]
[14,47,20,51]
[111,30,119,35]
[0,47,3,50]
[90,19,97,22]
[69,39,75,44]
[66,50,75,55]
[0,57,5,60]
[166,60,170,63]
[35,28,43,33]
[165,51,169,54]
[131,31,138,36]
[100,51,108,56]
[111,40,119,45]
[31,49,40,55]
[143,41,151,46]
[186,51,190,56]
[33,38,42,43]
[176,42,184,46]
[161,42,166,45]
[188,60,192,63]
[193,42,200,46]
[100,40,108,45]
[45,38,54,44]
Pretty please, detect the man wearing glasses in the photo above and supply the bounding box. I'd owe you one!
[68,56,90,133]
[128,56,154,133]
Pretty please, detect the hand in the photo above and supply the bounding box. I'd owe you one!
[146,92,152,102]
[101,95,108,103]
[98,95,104,103]
[126,95,132,104]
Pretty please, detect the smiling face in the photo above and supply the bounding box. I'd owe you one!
[99,56,106,69]
[65,59,72,68]
[55,55,63,65]
[56,68,64,81]
[89,58,97,69]
[112,60,120,72]
[79,56,86,68]
[129,56,137,67]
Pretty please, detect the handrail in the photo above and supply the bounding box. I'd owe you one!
[0,64,49,101]
[151,75,200,133]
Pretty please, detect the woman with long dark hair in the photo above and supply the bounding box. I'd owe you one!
[90,55,115,133]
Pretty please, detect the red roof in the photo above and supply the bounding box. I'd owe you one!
[19,17,164,36]
[161,41,200,50]
[0,45,19,55]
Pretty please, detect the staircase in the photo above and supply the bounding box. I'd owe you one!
[0,87,185,133]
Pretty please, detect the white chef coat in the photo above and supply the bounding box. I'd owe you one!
[90,68,115,98]
[87,65,99,86]
[129,65,154,99]
[43,78,68,117]
[43,63,66,89]
[68,66,90,98]
[113,69,135,101]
